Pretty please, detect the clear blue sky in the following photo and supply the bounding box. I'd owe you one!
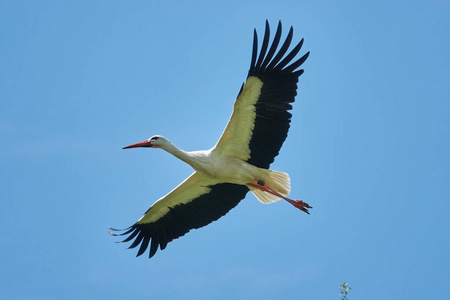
[1,1,449,299]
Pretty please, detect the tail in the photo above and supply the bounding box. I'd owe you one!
[249,170,291,204]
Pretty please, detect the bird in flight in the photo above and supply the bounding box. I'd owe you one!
[110,20,311,258]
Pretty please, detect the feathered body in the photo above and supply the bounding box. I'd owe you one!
[110,21,311,258]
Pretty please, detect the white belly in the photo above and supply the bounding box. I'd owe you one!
[198,156,262,185]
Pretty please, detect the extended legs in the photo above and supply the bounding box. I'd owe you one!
[248,178,312,214]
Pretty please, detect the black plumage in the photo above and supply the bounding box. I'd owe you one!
[110,183,248,258]
[110,20,309,259]
[246,20,309,169]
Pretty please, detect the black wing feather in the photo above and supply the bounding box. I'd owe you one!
[261,21,282,70]
[266,26,293,70]
[113,183,249,258]
[111,21,309,259]
[274,38,304,70]
[246,21,309,169]
[249,29,258,71]
[284,52,310,74]
[254,20,270,69]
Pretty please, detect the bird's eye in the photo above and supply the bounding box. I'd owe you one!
[149,137,159,143]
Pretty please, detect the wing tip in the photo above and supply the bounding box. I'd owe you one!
[249,21,308,76]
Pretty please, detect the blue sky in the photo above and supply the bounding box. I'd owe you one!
[1,1,449,299]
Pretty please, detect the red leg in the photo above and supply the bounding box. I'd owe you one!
[248,181,312,214]
[283,198,312,214]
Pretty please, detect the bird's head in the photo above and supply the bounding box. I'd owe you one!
[122,135,167,149]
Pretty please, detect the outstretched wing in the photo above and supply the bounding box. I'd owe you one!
[214,20,309,169]
[110,172,249,258]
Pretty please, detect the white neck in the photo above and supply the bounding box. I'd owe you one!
[159,138,213,176]
[160,139,211,173]
[160,140,198,167]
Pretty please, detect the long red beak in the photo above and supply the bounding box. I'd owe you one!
[123,140,152,149]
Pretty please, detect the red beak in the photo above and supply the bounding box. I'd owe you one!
[123,140,152,149]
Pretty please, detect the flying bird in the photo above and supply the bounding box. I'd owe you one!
[110,20,311,258]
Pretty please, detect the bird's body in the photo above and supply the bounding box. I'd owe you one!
[111,21,311,258]
[143,137,258,183]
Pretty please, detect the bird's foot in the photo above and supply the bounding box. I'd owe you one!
[249,178,312,214]
[284,199,312,214]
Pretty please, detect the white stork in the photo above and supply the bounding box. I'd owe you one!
[110,20,311,258]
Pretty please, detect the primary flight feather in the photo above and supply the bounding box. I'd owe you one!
[110,20,311,258]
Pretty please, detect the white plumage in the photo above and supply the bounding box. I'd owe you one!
[110,21,311,258]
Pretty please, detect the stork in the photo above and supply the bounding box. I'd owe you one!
[110,21,311,258]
